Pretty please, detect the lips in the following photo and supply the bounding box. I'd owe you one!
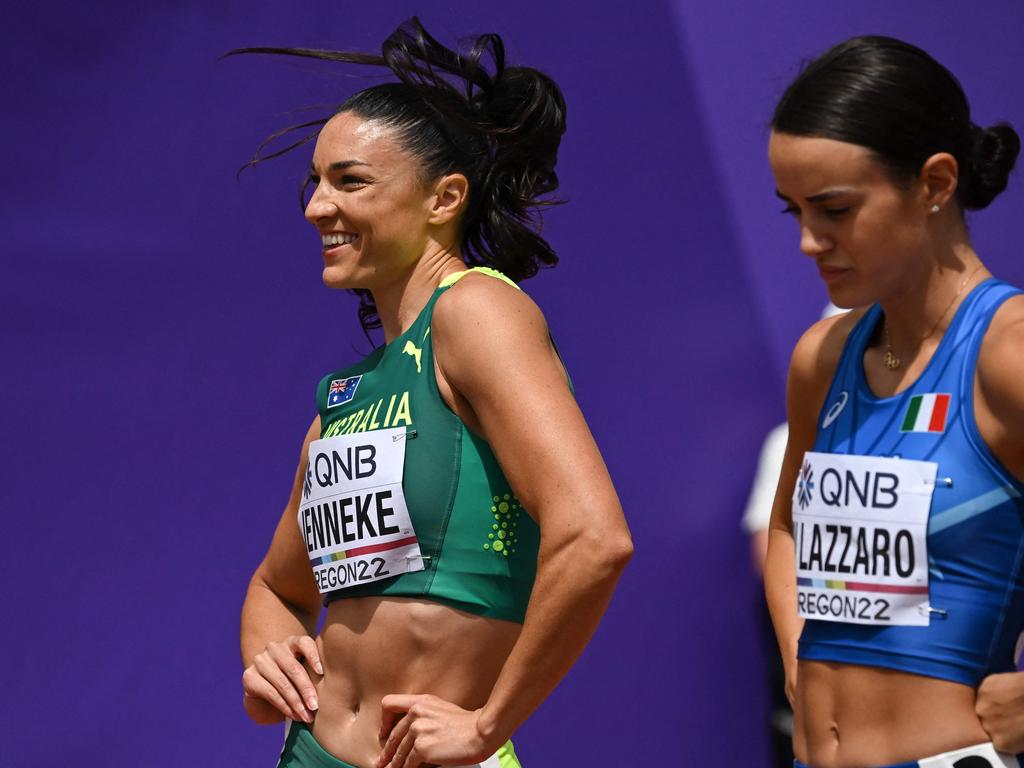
[818,264,849,282]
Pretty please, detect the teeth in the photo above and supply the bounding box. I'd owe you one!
[322,233,358,247]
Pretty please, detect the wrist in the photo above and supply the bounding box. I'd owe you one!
[476,704,510,750]
[243,694,287,725]
[786,633,801,662]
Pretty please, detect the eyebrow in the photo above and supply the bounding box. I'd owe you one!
[775,188,857,203]
[310,160,371,174]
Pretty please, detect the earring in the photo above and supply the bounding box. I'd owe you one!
[930,204,941,214]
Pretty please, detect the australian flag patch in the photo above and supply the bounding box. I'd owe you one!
[327,376,361,408]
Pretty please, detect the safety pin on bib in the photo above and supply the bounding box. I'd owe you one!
[925,476,954,488]
[393,429,418,442]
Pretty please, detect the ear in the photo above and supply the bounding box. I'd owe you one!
[918,152,959,212]
[427,173,470,226]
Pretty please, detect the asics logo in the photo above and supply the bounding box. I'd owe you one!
[822,391,848,429]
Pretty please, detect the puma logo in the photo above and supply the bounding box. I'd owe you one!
[402,340,422,373]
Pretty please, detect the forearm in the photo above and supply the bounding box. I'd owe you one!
[240,574,321,725]
[240,575,319,667]
[764,527,802,671]
[476,527,632,744]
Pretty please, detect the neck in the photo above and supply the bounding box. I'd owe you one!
[878,234,986,351]
[373,243,466,343]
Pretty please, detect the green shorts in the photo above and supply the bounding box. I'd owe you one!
[276,721,522,768]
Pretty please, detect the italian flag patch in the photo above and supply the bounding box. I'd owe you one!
[900,393,951,433]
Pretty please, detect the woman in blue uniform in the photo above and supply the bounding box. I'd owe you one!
[232,19,632,768]
[764,36,1024,767]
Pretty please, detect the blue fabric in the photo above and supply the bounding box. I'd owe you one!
[799,279,1024,685]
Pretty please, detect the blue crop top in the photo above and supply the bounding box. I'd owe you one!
[798,278,1024,686]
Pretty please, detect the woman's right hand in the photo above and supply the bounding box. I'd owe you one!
[241,635,323,724]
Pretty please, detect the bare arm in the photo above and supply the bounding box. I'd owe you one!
[240,416,325,725]
[974,295,1024,480]
[764,314,852,703]
[973,296,1024,751]
[378,277,632,767]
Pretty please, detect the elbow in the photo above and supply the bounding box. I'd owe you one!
[604,530,634,572]
[598,502,634,571]
[560,521,633,579]
[588,531,633,586]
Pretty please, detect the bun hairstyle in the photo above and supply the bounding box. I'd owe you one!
[772,35,1020,212]
[229,18,567,333]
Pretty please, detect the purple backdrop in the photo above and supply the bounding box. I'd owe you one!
[3,2,1022,765]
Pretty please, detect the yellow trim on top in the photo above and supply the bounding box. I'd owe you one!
[440,266,520,290]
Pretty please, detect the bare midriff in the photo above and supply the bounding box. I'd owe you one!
[307,596,521,768]
[793,660,989,768]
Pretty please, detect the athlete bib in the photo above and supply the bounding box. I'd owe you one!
[793,452,936,626]
[298,427,425,594]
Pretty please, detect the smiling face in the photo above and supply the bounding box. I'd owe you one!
[304,112,440,291]
[768,132,933,308]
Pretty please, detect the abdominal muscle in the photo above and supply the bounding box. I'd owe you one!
[307,596,521,768]
[794,660,989,768]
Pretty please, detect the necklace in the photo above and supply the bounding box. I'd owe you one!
[882,262,985,371]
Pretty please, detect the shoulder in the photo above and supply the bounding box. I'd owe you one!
[431,272,564,403]
[788,306,864,389]
[977,293,1024,412]
[786,307,864,435]
[432,271,548,347]
[980,291,1024,348]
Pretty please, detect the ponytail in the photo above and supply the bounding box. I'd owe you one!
[229,18,567,333]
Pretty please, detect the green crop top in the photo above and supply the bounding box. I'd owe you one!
[311,268,540,623]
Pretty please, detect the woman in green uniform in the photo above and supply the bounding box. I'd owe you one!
[236,19,633,768]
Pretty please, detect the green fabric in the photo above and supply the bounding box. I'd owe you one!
[277,722,522,768]
[494,739,523,768]
[277,722,358,768]
[316,268,540,623]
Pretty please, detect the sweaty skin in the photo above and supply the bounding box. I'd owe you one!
[241,407,525,767]
[311,598,520,766]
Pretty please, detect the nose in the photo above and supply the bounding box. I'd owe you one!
[303,182,337,226]
[799,223,833,257]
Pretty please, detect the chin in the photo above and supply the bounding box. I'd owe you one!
[824,283,872,311]
[321,267,361,291]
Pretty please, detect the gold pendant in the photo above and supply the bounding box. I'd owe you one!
[884,349,902,370]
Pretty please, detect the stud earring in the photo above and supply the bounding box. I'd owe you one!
[930,204,941,214]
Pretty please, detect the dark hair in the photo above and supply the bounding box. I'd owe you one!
[772,35,1019,212]
[228,18,567,333]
